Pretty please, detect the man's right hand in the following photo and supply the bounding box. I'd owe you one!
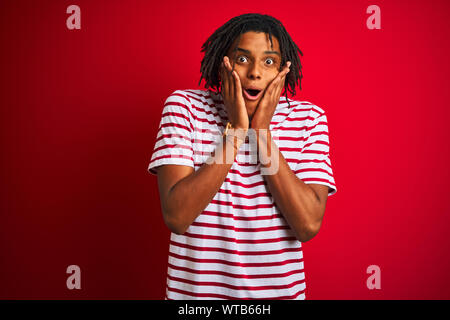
[219,56,249,131]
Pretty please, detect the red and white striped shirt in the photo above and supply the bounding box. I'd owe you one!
[148,89,337,300]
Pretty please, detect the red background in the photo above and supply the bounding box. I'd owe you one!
[1,0,449,299]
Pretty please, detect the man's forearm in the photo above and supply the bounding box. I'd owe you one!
[254,129,323,242]
[166,133,246,234]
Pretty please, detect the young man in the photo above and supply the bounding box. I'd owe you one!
[148,13,337,300]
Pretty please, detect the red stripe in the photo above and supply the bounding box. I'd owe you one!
[273,136,307,142]
[295,167,332,175]
[302,177,336,187]
[302,149,329,155]
[193,150,214,156]
[151,154,193,163]
[279,146,301,152]
[156,133,191,144]
[273,121,328,132]
[192,113,226,127]
[194,127,222,135]
[309,130,329,138]
[293,158,331,165]
[161,111,190,123]
[169,252,303,267]
[217,188,271,199]
[303,139,329,147]
[191,221,290,232]
[182,232,296,244]
[192,149,269,157]
[153,143,192,154]
[284,115,316,122]
[195,161,259,167]
[160,122,191,133]
[171,92,191,101]
[167,274,305,291]
[168,263,303,279]
[210,199,275,210]
[228,168,261,178]
[184,90,223,104]
[167,285,305,300]
[170,240,301,256]
[285,158,332,168]
[192,138,217,145]
[223,177,266,189]
[201,210,283,221]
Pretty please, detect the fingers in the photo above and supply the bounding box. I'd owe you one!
[220,60,229,96]
[232,69,243,102]
[224,56,244,96]
[224,56,235,98]
[221,57,241,105]
[266,61,291,96]
[219,56,248,129]
[278,62,291,90]
[224,56,234,75]
[278,61,291,82]
[220,56,233,98]
[222,56,245,100]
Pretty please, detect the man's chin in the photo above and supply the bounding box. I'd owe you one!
[244,96,261,105]
[244,99,260,119]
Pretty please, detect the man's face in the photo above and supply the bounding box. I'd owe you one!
[225,31,282,118]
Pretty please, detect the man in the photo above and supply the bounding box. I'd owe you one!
[148,13,337,299]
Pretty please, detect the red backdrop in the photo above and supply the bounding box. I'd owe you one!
[1,0,449,299]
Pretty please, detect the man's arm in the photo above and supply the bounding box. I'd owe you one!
[155,134,245,235]
[255,129,328,242]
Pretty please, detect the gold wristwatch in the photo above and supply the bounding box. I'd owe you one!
[223,121,247,141]
[223,121,233,136]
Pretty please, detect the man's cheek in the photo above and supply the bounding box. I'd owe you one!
[269,73,278,84]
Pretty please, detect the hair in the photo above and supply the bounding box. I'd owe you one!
[198,13,303,104]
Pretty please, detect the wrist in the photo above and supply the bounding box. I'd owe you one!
[250,120,269,130]
[223,122,248,140]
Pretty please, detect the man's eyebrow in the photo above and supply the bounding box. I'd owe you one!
[264,50,281,56]
[236,47,281,56]
[236,47,251,54]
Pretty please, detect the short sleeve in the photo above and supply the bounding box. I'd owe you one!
[294,107,337,196]
[147,90,195,175]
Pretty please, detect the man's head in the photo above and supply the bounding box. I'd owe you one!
[199,13,303,110]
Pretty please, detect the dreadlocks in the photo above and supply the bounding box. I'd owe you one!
[198,13,303,105]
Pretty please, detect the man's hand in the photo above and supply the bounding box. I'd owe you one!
[250,61,291,130]
[220,56,249,131]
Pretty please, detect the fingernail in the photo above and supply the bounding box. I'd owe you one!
[287,61,291,68]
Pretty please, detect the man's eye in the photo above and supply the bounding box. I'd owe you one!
[237,56,248,63]
[265,58,274,65]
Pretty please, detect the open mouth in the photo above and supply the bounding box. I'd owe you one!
[243,88,263,100]
[246,89,260,96]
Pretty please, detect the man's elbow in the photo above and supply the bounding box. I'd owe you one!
[297,220,322,243]
[163,212,189,235]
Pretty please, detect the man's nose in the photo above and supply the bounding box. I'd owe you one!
[247,63,262,80]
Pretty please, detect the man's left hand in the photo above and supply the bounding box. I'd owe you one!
[250,61,291,130]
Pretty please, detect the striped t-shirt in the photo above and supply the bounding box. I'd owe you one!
[148,89,337,300]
